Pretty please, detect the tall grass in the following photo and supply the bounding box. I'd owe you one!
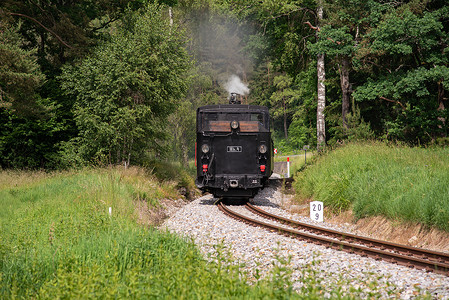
[0,167,302,298]
[294,142,449,231]
[1,166,406,298]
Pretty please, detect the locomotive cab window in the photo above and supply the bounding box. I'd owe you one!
[198,111,269,132]
[200,113,217,131]
[251,113,263,124]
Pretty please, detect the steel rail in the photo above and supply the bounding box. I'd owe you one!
[217,202,449,276]
[245,203,449,266]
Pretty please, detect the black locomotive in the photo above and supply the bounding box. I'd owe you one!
[195,93,273,199]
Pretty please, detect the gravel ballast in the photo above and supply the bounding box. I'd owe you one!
[161,186,449,299]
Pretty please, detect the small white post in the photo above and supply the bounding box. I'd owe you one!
[287,157,290,178]
[310,201,323,222]
[109,207,112,216]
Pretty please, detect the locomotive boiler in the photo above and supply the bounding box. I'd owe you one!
[195,93,273,199]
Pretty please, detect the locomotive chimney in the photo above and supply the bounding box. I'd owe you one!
[229,93,242,104]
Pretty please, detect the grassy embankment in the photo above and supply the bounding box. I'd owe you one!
[293,142,449,231]
[0,166,302,298]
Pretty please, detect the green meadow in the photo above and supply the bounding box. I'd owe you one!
[0,167,300,299]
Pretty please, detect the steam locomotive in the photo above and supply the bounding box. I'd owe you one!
[195,93,273,199]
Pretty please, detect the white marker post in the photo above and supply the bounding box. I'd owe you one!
[109,207,112,216]
[287,157,290,178]
[310,201,323,222]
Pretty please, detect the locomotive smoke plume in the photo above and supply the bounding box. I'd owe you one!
[225,75,250,96]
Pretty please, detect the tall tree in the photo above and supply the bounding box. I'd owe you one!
[309,0,384,130]
[0,0,149,168]
[316,2,326,149]
[270,74,299,140]
[0,20,63,168]
[0,19,44,113]
[60,4,191,166]
[1,0,147,68]
[354,3,449,143]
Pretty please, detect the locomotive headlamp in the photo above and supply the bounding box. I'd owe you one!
[201,144,210,153]
[230,120,239,130]
[259,144,267,154]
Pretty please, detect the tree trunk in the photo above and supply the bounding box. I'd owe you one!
[169,7,173,27]
[181,143,188,166]
[316,4,326,150]
[267,62,271,86]
[283,95,288,140]
[126,137,133,168]
[438,80,446,137]
[339,56,351,129]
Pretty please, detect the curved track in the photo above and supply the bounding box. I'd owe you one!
[217,202,449,276]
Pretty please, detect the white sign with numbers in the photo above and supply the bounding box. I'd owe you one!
[310,201,323,222]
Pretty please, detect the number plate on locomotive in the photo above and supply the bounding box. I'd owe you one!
[227,146,242,152]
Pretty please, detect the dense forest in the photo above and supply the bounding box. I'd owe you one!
[0,0,448,169]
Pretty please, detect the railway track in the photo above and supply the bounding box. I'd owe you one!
[217,202,449,276]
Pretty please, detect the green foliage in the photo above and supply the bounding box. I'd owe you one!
[249,57,317,150]
[288,63,319,150]
[0,20,45,113]
[0,20,68,169]
[328,106,375,146]
[165,62,220,164]
[2,0,147,71]
[368,7,445,58]
[265,63,318,152]
[309,25,355,57]
[0,107,65,169]
[1,0,448,169]
[433,137,449,147]
[0,0,147,169]
[60,4,191,166]
[287,119,315,151]
[0,168,304,299]
[269,74,300,139]
[353,6,449,144]
[294,142,449,231]
[229,0,316,74]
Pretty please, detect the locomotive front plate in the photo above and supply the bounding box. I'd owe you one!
[227,146,242,152]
